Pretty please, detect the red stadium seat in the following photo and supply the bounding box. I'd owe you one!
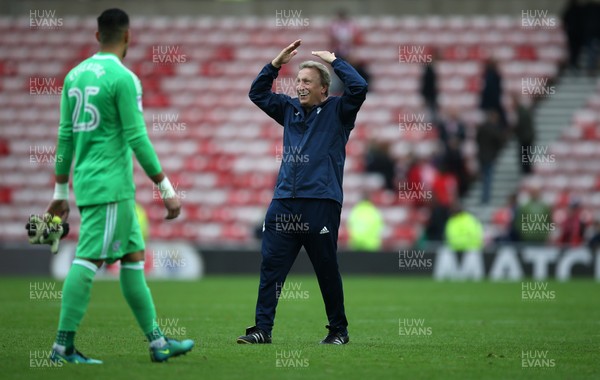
[515,44,538,60]
[0,187,12,204]
[221,223,249,241]
[389,225,418,247]
[0,138,9,156]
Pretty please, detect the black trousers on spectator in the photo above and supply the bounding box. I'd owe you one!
[520,142,534,174]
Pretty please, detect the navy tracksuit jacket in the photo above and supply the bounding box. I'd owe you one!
[249,58,368,335]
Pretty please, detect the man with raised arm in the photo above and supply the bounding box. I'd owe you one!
[237,40,368,345]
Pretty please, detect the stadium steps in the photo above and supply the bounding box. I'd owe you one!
[463,71,597,227]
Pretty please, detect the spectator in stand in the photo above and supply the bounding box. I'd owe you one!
[512,93,535,175]
[405,153,438,208]
[559,199,587,246]
[476,110,506,205]
[480,58,507,127]
[445,201,484,253]
[437,108,466,148]
[328,9,363,60]
[494,192,519,243]
[514,186,552,244]
[582,0,600,76]
[425,161,458,243]
[365,140,396,191]
[503,192,521,242]
[432,161,458,209]
[347,194,384,252]
[587,218,600,251]
[437,107,469,197]
[424,195,451,243]
[562,0,585,72]
[420,49,438,117]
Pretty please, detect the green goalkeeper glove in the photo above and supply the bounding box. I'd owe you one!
[25,213,69,254]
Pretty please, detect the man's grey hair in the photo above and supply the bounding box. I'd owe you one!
[299,60,331,96]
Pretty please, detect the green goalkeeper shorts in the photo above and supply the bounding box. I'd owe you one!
[77,199,145,263]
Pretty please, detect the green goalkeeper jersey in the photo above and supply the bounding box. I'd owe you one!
[56,52,162,207]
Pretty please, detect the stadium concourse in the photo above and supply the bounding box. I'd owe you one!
[0,15,567,249]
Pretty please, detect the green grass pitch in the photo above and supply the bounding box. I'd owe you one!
[1,276,599,380]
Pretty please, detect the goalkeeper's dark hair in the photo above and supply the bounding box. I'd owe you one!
[97,8,129,45]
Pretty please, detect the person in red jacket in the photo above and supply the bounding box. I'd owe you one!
[559,199,587,246]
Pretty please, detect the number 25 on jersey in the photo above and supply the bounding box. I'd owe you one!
[69,86,100,132]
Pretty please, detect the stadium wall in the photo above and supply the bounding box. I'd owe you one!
[1,0,567,17]
[3,243,598,281]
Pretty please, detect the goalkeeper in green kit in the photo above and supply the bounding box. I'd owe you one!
[45,8,194,364]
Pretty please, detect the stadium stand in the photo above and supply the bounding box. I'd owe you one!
[0,15,567,248]
[491,79,600,245]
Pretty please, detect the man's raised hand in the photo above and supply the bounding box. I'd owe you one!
[311,50,337,64]
[272,39,302,68]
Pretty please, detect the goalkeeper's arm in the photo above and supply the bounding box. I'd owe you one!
[37,86,73,251]
[48,83,74,221]
[117,73,180,220]
[125,132,180,220]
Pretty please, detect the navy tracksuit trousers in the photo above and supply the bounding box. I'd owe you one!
[255,198,348,335]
